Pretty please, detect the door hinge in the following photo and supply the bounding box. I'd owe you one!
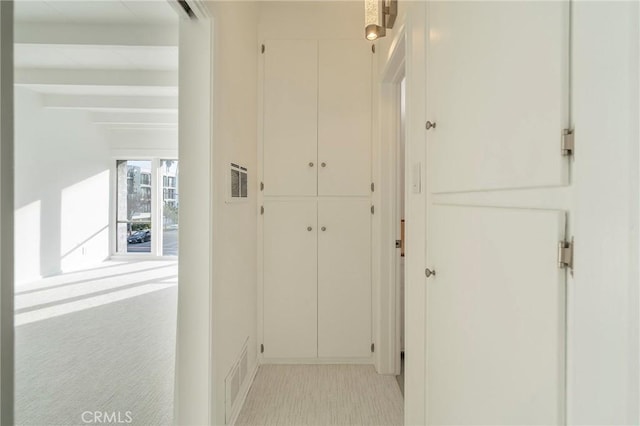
[371,182,375,192]
[371,205,375,214]
[562,129,574,156]
[558,237,574,271]
[261,44,265,54]
[260,206,264,215]
[260,344,264,353]
[260,182,264,191]
[372,44,376,54]
[371,343,375,353]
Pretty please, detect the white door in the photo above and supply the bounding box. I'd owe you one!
[263,200,317,358]
[427,205,566,424]
[318,40,372,196]
[428,1,570,193]
[318,198,371,358]
[263,40,318,196]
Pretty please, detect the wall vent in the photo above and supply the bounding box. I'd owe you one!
[227,163,249,203]
[224,338,250,423]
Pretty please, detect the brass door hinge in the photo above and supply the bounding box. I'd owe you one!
[562,129,575,156]
[558,237,574,272]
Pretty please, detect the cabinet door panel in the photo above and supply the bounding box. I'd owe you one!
[428,205,565,424]
[318,199,371,358]
[428,1,570,193]
[318,40,372,196]
[263,200,317,358]
[263,40,318,196]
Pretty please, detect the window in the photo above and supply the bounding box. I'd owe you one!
[115,159,179,256]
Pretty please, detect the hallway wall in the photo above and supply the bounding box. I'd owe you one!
[207,2,260,424]
[14,87,111,284]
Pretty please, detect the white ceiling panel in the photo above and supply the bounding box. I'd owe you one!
[15,0,178,24]
[15,44,178,71]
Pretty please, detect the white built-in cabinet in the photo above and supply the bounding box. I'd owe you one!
[261,39,373,360]
[263,39,372,197]
[424,1,571,424]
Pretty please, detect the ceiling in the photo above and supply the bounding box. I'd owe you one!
[15,0,178,25]
[14,0,180,133]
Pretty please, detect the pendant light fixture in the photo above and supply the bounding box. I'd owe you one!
[364,0,397,41]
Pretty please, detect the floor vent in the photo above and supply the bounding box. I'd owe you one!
[225,338,249,424]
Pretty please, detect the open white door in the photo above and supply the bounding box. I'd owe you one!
[428,205,567,424]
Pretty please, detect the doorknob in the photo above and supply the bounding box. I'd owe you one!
[308,162,314,167]
[321,162,327,168]
[307,226,313,232]
[425,121,437,130]
[425,268,436,278]
[321,226,326,232]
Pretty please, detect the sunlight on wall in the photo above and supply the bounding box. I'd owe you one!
[15,200,42,285]
[60,170,110,273]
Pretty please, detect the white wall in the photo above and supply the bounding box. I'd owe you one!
[208,2,259,424]
[571,2,639,423]
[14,87,111,284]
[0,2,14,423]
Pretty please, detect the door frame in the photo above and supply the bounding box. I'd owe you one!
[378,28,406,376]
[0,1,13,424]
[173,1,215,424]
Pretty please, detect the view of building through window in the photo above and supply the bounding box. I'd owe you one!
[162,160,179,256]
[116,159,179,255]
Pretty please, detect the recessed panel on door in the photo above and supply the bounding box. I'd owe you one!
[428,205,566,424]
[428,1,570,193]
[318,40,372,196]
[263,200,317,358]
[318,199,371,358]
[263,40,318,196]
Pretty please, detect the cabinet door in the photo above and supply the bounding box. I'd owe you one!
[263,200,317,358]
[318,40,372,196]
[428,1,570,193]
[428,205,566,424]
[263,40,318,196]
[318,199,371,358]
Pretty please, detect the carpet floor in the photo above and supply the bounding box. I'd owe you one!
[15,261,178,426]
[236,364,404,426]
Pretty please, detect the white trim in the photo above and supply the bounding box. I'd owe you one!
[376,26,406,377]
[261,358,375,365]
[110,149,178,159]
[173,3,214,424]
[228,362,259,426]
[0,2,14,424]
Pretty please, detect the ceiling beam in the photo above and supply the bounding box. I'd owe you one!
[42,94,178,112]
[91,111,178,126]
[14,22,177,47]
[15,68,177,88]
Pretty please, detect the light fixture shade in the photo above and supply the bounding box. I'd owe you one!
[364,0,385,40]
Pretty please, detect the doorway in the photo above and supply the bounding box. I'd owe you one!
[395,76,407,394]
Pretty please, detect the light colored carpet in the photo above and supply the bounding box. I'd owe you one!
[15,260,178,426]
[236,364,404,426]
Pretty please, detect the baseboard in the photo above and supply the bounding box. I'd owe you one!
[260,357,374,365]
[228,361,259,426]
